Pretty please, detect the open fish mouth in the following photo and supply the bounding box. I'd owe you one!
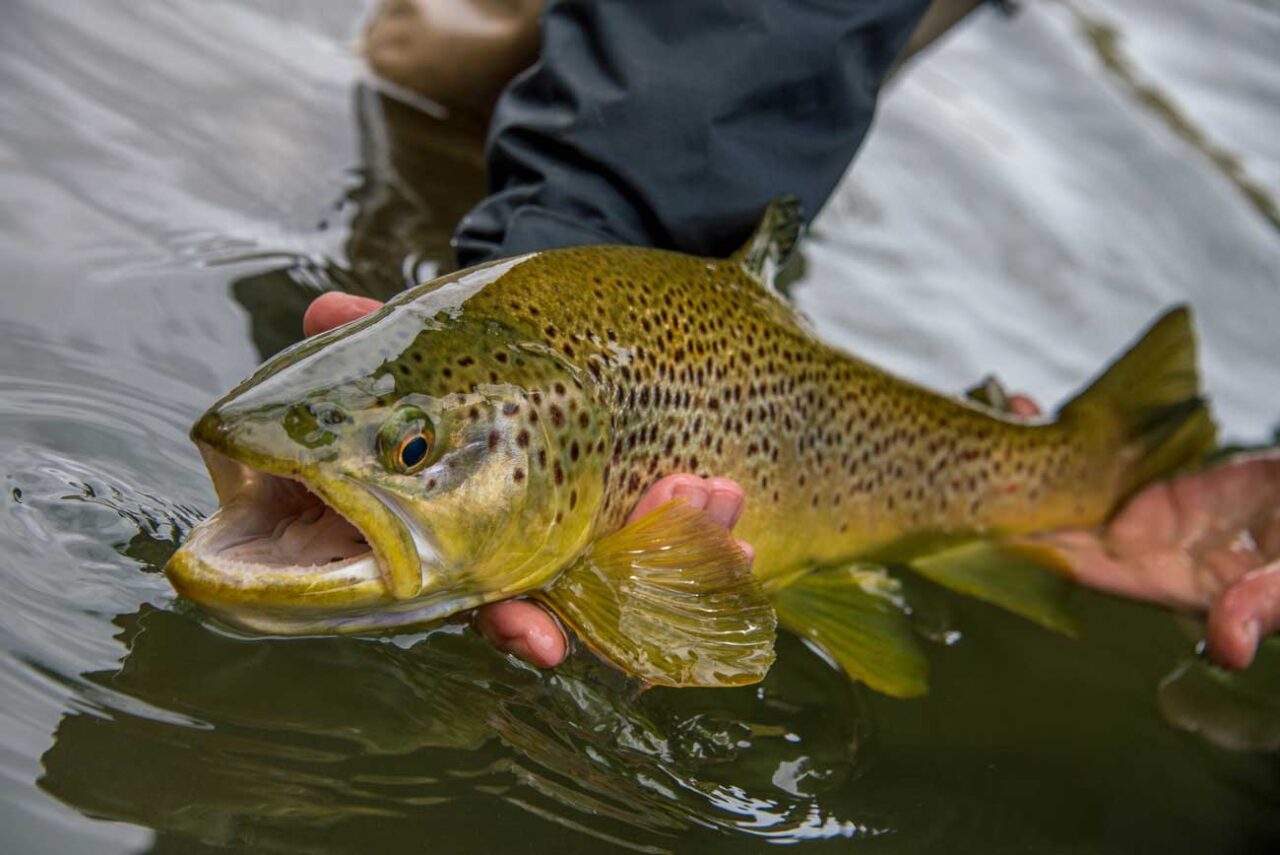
[165,446,474,634]
[196,482,372,574]
[165,448,388,629]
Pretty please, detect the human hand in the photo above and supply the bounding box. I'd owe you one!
[1033,451,1280,670]
[994,389,1280,670]
[302,292,755,669]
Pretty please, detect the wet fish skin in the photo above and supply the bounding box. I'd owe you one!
[167,203,1213,693]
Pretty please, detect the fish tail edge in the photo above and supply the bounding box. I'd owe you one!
[1062,304,1217,501]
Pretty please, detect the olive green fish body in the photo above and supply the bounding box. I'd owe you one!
[167,202,1214,693]
[437,247,1125,585]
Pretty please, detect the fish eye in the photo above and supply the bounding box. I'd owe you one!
[378,406,435,474]
[398,434,431,471]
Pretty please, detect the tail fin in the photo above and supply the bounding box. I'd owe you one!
[1062,305,1216,500]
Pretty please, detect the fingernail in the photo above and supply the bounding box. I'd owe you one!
[672,483,708,510]
[705,487,744,528]
[1242,618,1261,651]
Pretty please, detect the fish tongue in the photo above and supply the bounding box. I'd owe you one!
[272,505,363,566]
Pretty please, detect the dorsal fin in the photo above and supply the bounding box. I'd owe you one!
[732,197,804,283]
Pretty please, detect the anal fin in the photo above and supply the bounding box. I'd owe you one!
[771,564,929,698]
[908,539,1080,636]
[539,500,776,688]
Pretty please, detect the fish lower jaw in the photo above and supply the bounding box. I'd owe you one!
[165,511,390,615]
[191,589,491,636]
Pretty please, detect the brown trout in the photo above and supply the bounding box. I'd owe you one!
[166,201,1215,696]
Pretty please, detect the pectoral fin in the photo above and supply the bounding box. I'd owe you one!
[771,564,929,698]
[908,540,1080,636]
[539,500,776,688]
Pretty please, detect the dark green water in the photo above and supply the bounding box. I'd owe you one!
[2,1,1278,852]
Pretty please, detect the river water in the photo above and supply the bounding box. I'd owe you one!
[1,1,1278,852]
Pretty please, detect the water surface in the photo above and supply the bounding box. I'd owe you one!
[1,1,1278,852]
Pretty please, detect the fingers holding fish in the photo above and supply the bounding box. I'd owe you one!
[1034,450,1280,669]
[473,599,568,668]
[627,474,755,564]
[302,292,384,337]
[1007,394,1041,418]
[474,473,758,670]
[1206,562,1280,670]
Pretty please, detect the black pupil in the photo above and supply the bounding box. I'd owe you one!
[400,435,428,468]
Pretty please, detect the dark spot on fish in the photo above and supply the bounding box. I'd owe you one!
[487,430,500,451]
[554,461,564,485]
[569,490,578,510]
[513,468,525,482]
[516,429,530,448]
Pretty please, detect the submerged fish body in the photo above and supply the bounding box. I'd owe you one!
[167,202,1215,695]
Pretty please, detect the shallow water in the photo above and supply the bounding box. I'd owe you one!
[1,1,1278,852]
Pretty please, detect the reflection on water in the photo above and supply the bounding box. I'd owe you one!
[230,85,486,360]
[1,0,1279,852]
[38,611,872,853]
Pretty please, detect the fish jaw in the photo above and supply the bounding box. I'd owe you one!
[164,440,479,634]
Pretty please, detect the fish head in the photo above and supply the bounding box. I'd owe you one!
[166,269,606,634]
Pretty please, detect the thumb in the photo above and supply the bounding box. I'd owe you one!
[303,293,383,337]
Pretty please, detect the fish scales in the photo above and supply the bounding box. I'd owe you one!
[166,204,1214,693]
[423,246,1107,585]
